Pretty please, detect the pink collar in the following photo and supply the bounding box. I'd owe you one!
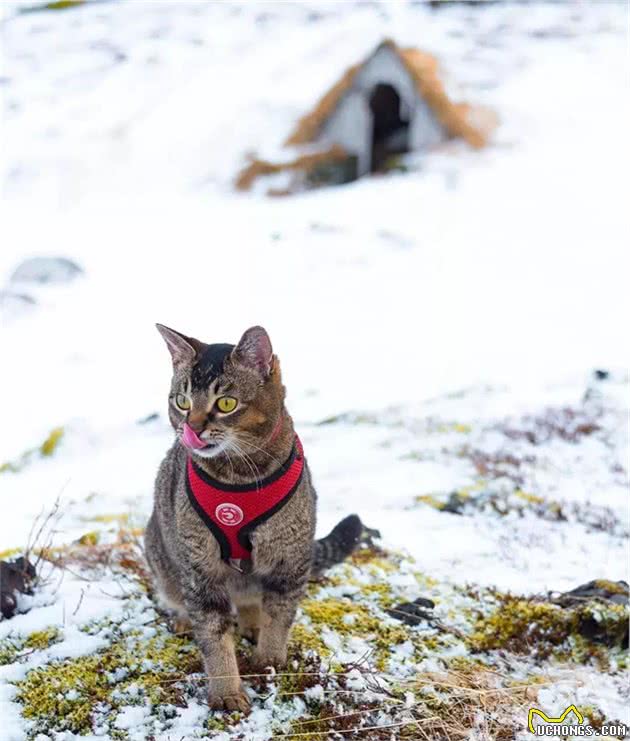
[267,414,285,445]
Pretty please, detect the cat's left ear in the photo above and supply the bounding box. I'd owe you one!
[156,324,203,368]
[232,326,273,377]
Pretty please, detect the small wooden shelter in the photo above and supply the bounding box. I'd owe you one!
[236,39,496,193]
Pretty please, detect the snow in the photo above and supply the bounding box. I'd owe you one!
[162,702,214,741]
[114,705,151,731]
[0,1,628,739]
[0,683,30,741]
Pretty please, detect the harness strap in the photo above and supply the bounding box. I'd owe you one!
[185,437,304,562]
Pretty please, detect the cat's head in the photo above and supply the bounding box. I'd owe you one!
[156,324,285,459]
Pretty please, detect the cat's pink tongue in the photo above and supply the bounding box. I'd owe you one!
[181,423,207,450]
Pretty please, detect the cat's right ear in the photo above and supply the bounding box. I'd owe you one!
[155,324,201,368]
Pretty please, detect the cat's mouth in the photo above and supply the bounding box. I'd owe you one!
[179,423,225,457]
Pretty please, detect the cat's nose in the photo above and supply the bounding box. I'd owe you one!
[187,411,206,432]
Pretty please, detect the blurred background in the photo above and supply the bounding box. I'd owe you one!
[0,0,628,573]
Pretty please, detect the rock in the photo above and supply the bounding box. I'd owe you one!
[441,491,468,514]
[0,290,36,312]
[0,557,36,620]
[10,256,83,285]
[550,579,629,650]
[387,597,436,626]
[554,579,629,607]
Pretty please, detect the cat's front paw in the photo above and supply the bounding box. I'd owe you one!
[239,624,259,644]
[252,649,287,670]
[208,688,251,713]
[171,616,193,635]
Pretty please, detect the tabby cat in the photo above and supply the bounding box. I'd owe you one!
[145,324,362,711]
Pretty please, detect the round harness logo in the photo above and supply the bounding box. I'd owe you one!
[215,503,244,527]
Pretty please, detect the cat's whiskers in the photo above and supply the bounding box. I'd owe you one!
[239,438,285,468]
[235,443,264,488]
[222,442,236,480]
[226,439,263,490]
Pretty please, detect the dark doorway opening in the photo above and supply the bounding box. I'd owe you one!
[369,84,410,173]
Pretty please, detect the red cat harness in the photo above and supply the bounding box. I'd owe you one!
[185,437,304,569]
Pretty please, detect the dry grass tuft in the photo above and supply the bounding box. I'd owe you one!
[398,45,494,149]
[285,64,361,147]
[235,145,348,192]
[498,405,602,445]
[37,525,152,592]
[402,663,538,740]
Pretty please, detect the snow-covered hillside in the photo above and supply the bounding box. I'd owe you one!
[0,2,628,739]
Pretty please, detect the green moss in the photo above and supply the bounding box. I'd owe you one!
[415,494,445,510]
[506,672,548,688]
[471,599,570,657]
[453,423,472,433]
[77,531,100,546]
[470,595,629,662]
[1,426,65,474]
[348,548,397,574]
[513,489,544,505]
[570,634,608,669]
[413,571,439,590]
[321,569,398,609]
[0,629,61,666]
[24,628,62,651]
[406,631,446,663]
[40,427,64,456]
[19,0,84,12]
[578,705,609,733]
[45,0,84,8]
[592,580,629,596]
[360,582,397,608]
[435,422,472,434]
[415,483,485,512]
[458,482,486,497]
[18,654,105,734]
[14,630,199,737]
[300,597,408,669]
[289,623,330,657]
[0,637,22,666]
[302,598,374,636]
[206,716,229,732]
[446,655,493,673]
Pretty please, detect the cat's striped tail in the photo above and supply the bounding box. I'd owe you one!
[311,514,377,577]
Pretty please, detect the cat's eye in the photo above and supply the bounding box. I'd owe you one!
[175,393,191,411]
[216,396,238,414]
